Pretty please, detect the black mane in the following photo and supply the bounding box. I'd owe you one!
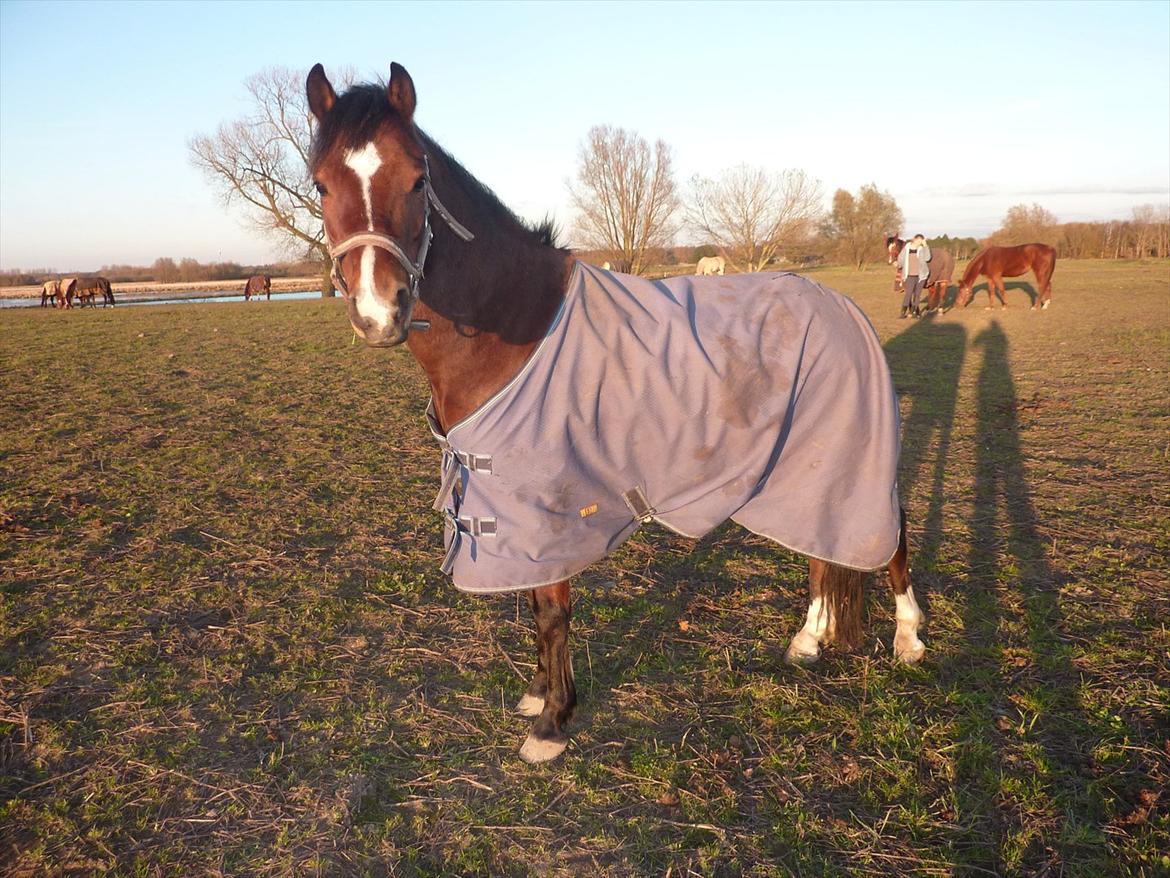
[310,81,561,248]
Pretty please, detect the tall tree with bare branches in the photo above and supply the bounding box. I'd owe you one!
[568,125,679,275]
[688,166,823,272]
[190,66,352,297]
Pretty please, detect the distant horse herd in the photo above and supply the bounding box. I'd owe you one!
[37,274,273,308]
[40,277,115,308]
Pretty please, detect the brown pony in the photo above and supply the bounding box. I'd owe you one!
[956,244,1056,310]
[70,277,110,308]
[886,236,956,311]
[307,63,925,764]
[244,274,271,301]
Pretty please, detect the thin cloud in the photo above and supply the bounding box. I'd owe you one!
[918,183,1169,199]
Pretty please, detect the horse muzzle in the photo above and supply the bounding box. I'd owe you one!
[345,293,413,347]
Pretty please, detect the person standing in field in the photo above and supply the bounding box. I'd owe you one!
[896,234,931,318]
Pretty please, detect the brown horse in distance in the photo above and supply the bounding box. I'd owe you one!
[67,277,115,308]
[886,236,956,311]
[956,244,1056,310]
[244,274,271,301]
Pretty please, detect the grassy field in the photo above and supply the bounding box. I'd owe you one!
[1,259,1167,877]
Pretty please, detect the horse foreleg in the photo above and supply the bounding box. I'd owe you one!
[887,508,925,663]
[786,559,865,663]
[785,559,832,665]
[520,580,576,763]
[516,588,549,717]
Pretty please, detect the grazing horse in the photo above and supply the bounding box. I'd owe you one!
[58,277,77,309]
[886,237,956,311]
[306,62,925,764]
[695,255,726,276]
[244,274,271,301]
[72,276,114,308]
[956,244,1056,310]
[40,280,60,307]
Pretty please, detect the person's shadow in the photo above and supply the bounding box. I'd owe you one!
[952,322,1112,872]
[882,314,967,591]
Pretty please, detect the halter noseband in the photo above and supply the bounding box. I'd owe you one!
[327,155,474,313]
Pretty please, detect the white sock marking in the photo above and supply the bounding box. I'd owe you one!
[893,585,925,662]
[787,595,833,661]
[515,693,545,717]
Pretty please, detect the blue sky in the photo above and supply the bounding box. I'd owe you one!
[1,0,1167,271]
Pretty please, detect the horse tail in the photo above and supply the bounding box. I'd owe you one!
[822,563,865,648]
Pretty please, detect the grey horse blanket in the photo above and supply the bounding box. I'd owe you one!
[429,262,902,594]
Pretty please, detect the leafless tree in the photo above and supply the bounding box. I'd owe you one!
[1129,203,1170,258]
[190,66,353,297]
[687,166,823,272]
[987,203,1060,247]
[568,125,680,275]
[821,184,904,270]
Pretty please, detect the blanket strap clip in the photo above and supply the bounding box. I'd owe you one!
[440,512,498,575]
[432,448,493,511]
[622,486,657,524]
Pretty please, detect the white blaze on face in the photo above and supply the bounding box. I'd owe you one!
[343,142,382,231]
[343,142,393,329]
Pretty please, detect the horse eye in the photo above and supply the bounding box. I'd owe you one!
[314,181,327,196]
[411,176,425,193]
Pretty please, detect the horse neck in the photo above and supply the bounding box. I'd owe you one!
[961,252,985,286]
[406,143,573,432]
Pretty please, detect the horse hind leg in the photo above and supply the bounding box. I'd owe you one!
[887,508,925,663]
[1038,267,1053,309]
[519,581,576,763]
[785,559,864,665]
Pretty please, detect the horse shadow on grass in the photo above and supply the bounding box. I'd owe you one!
[956,281,1039,309]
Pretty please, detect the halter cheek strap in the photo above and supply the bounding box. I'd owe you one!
[327,156,475,307]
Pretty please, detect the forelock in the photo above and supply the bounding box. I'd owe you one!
[310,82,412,170]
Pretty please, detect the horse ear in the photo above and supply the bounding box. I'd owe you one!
[306,63,337,121]
[387,62,417,122]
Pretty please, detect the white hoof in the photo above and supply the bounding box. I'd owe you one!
[894,637,926,664]
[785,629,822,666]
[515,693,545,718]
[519,733,567,764]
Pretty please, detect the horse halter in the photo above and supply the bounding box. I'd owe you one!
[326,155,475,324]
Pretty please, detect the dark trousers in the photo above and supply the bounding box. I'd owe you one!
[901,275,926,311]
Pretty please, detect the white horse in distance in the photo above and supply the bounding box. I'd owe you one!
[696,256,726,276]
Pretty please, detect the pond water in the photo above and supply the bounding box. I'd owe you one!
[0,290,325,309]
